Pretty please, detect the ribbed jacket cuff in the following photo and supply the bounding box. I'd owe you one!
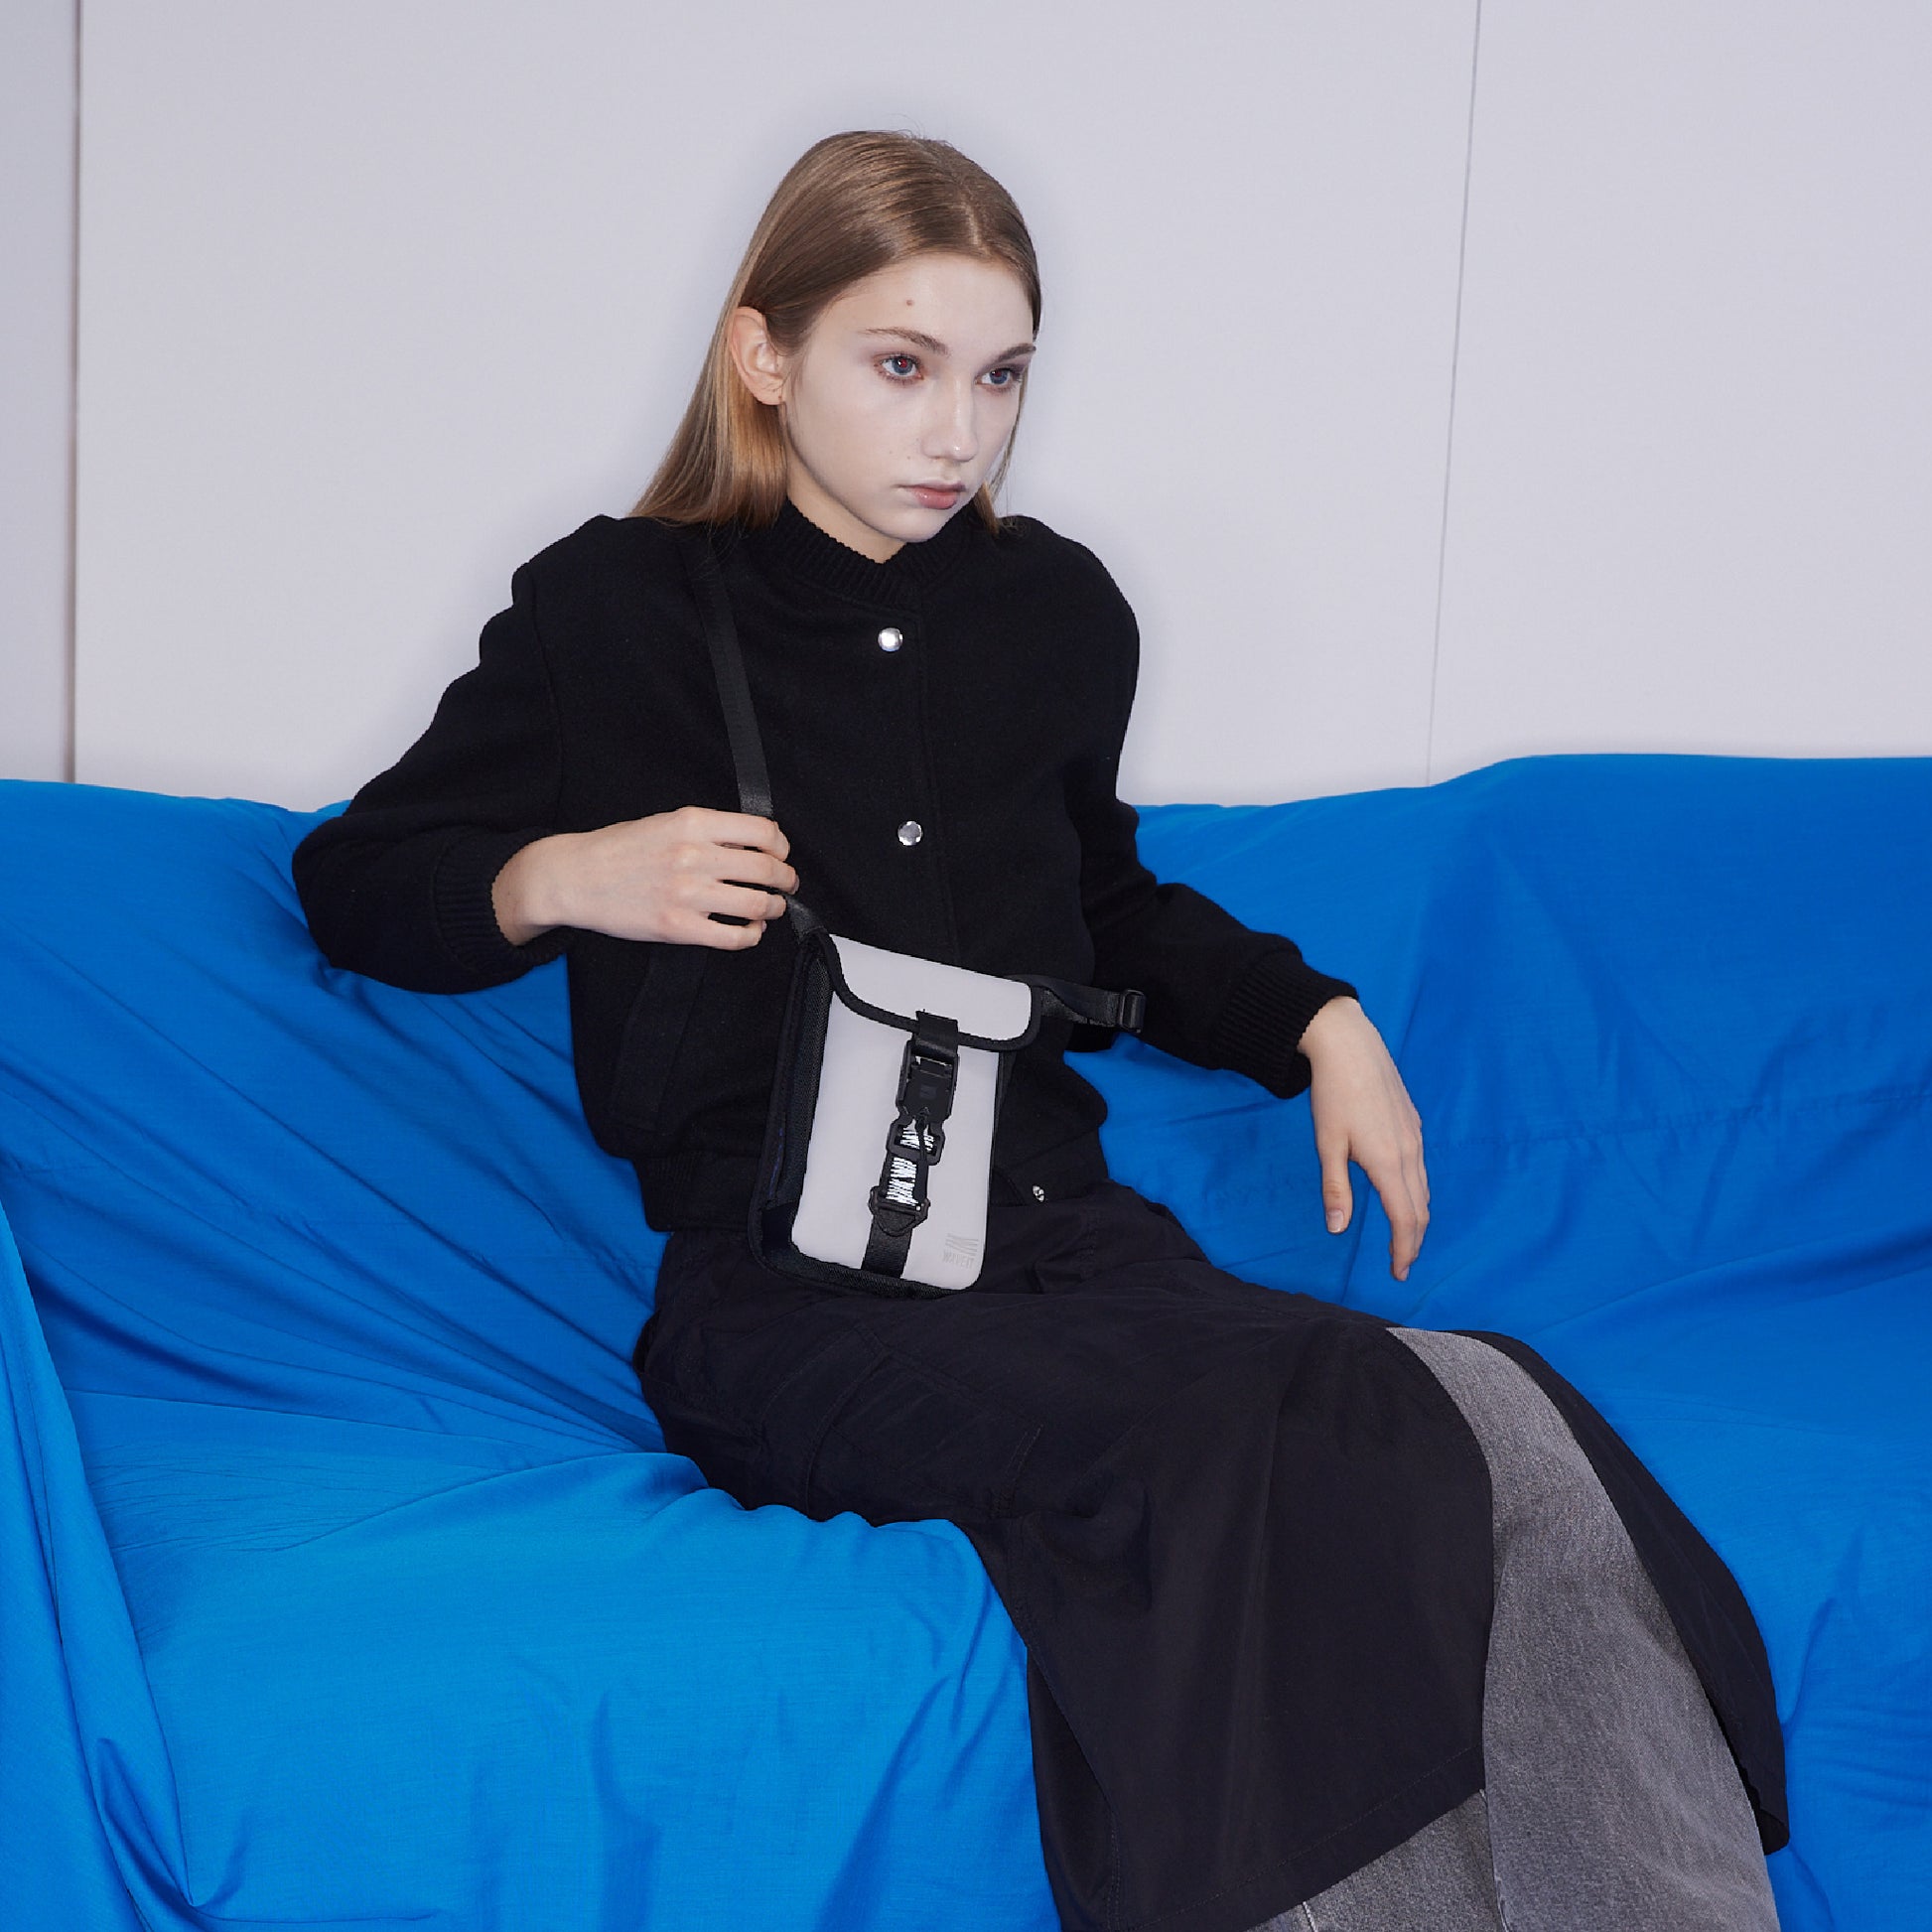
[432,827,572,981]
[1210,948,1359,1100]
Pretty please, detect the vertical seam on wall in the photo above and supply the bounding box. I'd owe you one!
[1425,0,1484,787]
[64,0,83,783]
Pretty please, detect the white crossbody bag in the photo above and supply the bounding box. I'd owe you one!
[679,531,1145,1297]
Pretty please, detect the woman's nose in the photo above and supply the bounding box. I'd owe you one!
[922,379,979,464]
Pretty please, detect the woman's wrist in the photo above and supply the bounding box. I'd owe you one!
[491,833,576,946]
[1298,994,1363,1060]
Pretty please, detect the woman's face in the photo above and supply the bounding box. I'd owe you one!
[730,252,1035,562]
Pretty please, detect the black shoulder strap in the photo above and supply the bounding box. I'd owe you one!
[677,527,774,824]
[677,528,817,939]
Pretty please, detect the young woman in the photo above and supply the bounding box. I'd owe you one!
[294,131,1786,1931]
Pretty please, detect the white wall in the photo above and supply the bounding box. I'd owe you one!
[0,0,76,783]
[69,0,1474,808]
[1430,0,1932,778]
[9,2,1930,805]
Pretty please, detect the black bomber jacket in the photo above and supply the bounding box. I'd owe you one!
[292,498,1356,1230]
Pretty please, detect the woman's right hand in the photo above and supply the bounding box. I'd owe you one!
[490,807,797,949]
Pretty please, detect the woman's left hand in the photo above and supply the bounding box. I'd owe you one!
[1297,998,1430,1282]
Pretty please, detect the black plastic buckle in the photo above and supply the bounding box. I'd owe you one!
[891,1024,957,1164]
[866,1185,931,1238]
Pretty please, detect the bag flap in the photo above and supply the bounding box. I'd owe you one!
[817,932,1038,1048]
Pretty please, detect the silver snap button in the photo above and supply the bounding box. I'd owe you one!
[897,819,923,847]
[1031,1184,1046,1201]
[877,626,904,653]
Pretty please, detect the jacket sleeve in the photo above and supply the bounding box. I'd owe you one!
[291,559,573,993]
[1067,561,1357,1100]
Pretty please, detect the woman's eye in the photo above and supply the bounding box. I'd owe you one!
[881,353,919,379]
[984,365,1025,390]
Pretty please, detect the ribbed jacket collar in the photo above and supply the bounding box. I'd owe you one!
[735,494,980,605]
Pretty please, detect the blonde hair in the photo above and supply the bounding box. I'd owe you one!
[630,131,1040,533]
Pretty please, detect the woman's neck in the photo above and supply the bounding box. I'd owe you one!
[783,477,905,564]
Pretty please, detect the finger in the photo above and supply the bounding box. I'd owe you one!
[1317,1136,1353,1233]
[666,870,778,919]
[716,849,799,896]
[1349,1141,1419,1277]
[701,810,789,859]
[706,881,788,923]
[1391,1137,1428,1214]
[1392,1207,1424,1281]
[1387,1188,1423,1278]
[675,907,766,949]
[1410,1169,1431,1232]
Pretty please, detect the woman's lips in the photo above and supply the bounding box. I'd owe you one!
[905,483,965,509]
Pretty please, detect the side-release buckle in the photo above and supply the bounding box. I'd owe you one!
[867,1015,959,1244]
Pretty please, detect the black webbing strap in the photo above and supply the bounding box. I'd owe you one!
[679,530,772,821]
[677,529,815,940]
[1030,978,1146,1035]
[862,1013,959,1276]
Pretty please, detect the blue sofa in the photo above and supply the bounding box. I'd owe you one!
[4,756,1926,1930]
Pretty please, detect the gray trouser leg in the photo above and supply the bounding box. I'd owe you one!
[1247,1791,1502,1931]
[1248,1329,1779,1932]
[1390,1327,1779,1931]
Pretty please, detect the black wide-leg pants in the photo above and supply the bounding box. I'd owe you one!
[632,1180,1779,1932]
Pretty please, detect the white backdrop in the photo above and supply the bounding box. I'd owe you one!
[1429,1,1932,778]
[6,1,1930,806]
[0,0,75,784]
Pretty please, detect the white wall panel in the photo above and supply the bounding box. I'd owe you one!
[0,0,76,782]
[1430,1,1932,779]
[73,0,1476,808]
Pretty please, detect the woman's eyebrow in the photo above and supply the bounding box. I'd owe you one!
[858,327,1036,362]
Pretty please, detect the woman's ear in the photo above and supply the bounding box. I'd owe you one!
[726,307,787,407]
